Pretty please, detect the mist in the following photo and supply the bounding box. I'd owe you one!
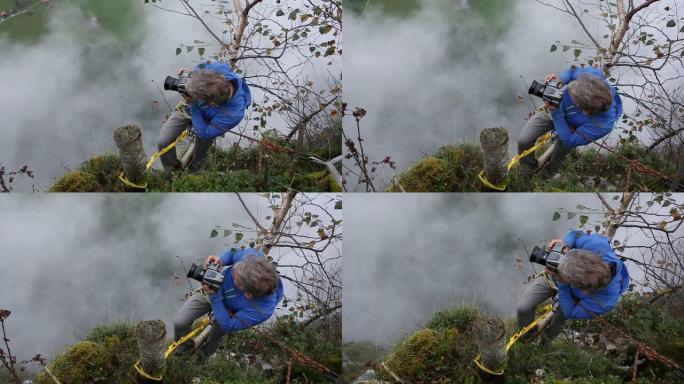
[342,193,671,345]
[0,0,339,190]
[0,193,341,362]
[342,0,640,188]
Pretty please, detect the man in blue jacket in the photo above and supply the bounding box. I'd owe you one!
[157,61,252,172]
[518,67,623,178]
[173,247,284,358]
[516,230,630,344]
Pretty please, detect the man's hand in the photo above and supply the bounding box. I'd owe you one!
[544,101,558,112]
[544,73,560,84]
[204,255,223,269]
[547,238,566,251]
[202,284,218,296]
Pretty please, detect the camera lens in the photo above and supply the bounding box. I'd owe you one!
[528,80,546,98]
[164,76,179,91]
[186,263,205,282]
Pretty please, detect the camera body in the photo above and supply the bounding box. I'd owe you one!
[529,242,566,273]
[528,79,565,107]
[164,72,191,93]
[187,262,225,290]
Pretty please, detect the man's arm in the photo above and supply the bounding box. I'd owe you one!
[208,294,270,332]
[557,283,593,319]
[550,109,609,148]
[219,249,236,266]
[562,230,586,249]
[557,283,615,319]
[189,104,243,140]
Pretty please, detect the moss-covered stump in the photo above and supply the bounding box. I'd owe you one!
[48,171,102,192]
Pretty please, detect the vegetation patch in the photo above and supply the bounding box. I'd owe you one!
[31,314,341,384]
[351,295,684,383]
[391,143,676,192]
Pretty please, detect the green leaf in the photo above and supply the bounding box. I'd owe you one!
[275,9,285,16]
[334,200,342,210]
[666,20,676,28]
[567,212,576,220]
[223,229,231,237]
[235,232,244,242]
[175,47,181,55]
[553,212,561,221]
[550,44,557,52]
[319,25,333,34]
[210,229,218,238]
[198,47,205,56]
[579,215,589,227]
[186,46,194,53]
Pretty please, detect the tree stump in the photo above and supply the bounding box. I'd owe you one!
[479,128,509,190]
[135,320,166,384]
[114,124,147,190]
[474,317,507,382]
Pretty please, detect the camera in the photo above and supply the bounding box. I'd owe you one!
[529,242,567,273]
[187,262,225,290]
[164,72,191,93]
[528,79,565,107]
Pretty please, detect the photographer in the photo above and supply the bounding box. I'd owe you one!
[518,67,623,178]
[158,61,252,172]
[516,230,630,344]
[173,247,284,359]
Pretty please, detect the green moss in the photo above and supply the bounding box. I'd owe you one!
[395,157,457,192]
[35,341,110,384]
[80,154,126,192]
[48,171,102,192]
[426,305,484,332]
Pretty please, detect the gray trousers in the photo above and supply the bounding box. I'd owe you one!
[517,111,572,178]
[157,111,215,172]
[173,291,226,357]
[516,275,566,343]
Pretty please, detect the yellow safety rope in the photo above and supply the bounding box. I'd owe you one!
[132,316,212,381]
[478,108,555,191]
[119,103,191,190]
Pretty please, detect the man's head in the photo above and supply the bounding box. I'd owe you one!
[558,249,612,292]
[232,255,278,299]
[567,74,613,115]
[186,70,235,105]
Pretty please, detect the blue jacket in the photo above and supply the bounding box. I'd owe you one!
[188,62,252,140]
[550,67,623,148]
[208,248,284,332]
[556,230,630,319]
